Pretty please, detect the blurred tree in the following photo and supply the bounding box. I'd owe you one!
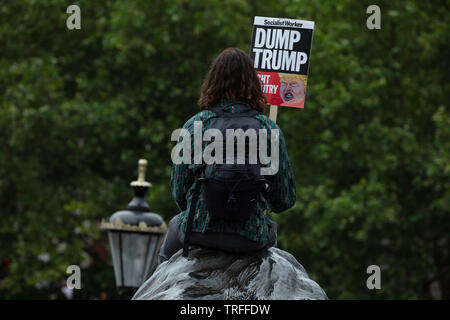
[274,0,450,299]
[0,0,448,299]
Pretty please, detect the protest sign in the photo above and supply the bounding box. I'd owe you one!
[250,16,315,115]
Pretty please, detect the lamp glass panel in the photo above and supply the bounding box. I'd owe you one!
[121,232,151,287]
[107,232,122,287]
[142,234,164,281]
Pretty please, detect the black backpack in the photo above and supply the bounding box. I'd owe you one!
[182,102,267,257]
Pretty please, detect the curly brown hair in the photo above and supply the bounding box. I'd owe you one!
[198,48,267,113]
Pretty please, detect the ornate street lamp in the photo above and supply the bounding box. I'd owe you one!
[101,159,167,288]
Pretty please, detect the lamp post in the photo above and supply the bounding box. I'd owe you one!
[101,159,167,289]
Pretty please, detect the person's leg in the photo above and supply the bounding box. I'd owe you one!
[159,217,278,262]
[189,220,278,254]
[158,214,185,264]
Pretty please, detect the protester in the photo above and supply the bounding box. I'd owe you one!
[158,48,296,263]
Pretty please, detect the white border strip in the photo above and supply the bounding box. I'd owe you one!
[254,16,314,29]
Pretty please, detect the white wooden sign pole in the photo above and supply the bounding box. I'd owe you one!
[269,105,278,123]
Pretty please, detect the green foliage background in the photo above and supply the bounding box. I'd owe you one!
[0,0,448,299]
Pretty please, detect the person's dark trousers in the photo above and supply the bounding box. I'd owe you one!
[158,213,278,264]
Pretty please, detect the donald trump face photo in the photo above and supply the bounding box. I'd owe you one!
[279,73,307,105]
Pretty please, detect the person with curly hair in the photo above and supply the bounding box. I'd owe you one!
[159,48,296,263]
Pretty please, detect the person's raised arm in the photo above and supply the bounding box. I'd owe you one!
[263,122,296,213]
